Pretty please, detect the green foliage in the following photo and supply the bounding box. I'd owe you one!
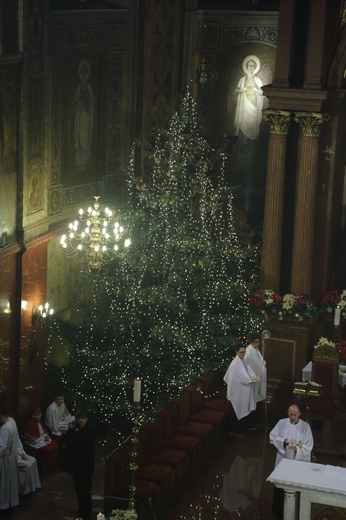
[47,91,263,440]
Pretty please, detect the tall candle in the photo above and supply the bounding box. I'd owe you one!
[133,377,141,402]
[334,306,341,326]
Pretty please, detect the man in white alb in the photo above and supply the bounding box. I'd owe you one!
[0,404,19,512]
[45,393,75,440]
[7,417,41,496]
[244,332,266,427]
[269,404,313,518]
[223,344,260,435]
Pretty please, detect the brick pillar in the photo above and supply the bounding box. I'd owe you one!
[290,112,330,294]
[260,110,292,291]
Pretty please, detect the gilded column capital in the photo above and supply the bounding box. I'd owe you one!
[262,110,292,135]
[293,112,330,137]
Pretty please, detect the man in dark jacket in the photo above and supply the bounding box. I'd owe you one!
[66,409,96,520]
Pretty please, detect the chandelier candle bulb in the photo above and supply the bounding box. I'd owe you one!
[133,378,141,403]
[334,306,341,326]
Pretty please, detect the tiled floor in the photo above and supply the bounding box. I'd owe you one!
[2,411,346,519]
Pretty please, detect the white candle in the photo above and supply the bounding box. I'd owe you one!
[133,377,141,402]
[334,306,341,326]
[97,514,105,519]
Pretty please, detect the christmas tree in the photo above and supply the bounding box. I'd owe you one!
[47,91,263,440]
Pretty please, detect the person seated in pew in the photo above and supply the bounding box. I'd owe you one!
[21,407,58,473]
[45,392,75,440]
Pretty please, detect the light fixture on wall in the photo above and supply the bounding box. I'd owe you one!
[32,303,54,327]
[195,56,218,87]
[60,196,131,274]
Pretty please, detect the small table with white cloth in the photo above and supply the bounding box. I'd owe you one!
[302,361,346,387]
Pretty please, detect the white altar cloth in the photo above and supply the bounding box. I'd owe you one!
[267,459,346,495]
[302,361,346,387]
[268,459,346,520]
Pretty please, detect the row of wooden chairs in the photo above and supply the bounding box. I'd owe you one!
[104,368,231,519]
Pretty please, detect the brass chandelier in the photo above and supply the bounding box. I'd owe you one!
[60,196,131,274]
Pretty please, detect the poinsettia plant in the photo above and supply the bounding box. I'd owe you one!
[339,290,346,311]
[337,340,346,364]
[313,337,337,349]
[249,290,318,320]
[248,289,282,314]
[282,292,319,319]
[320,289,341,313]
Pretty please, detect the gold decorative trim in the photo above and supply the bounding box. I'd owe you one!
[312,343,339,362]
[262,110,292,135]
[293,112,330,137]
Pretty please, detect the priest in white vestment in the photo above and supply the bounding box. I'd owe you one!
[245,332,267,426]
[223,344,259,435]
[269,404,313,518]
[269,404,313,467]
[0,405,19,511]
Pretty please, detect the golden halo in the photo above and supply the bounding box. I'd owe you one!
[242,55,260,75]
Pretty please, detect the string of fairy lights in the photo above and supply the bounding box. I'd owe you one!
[45,90,264,440]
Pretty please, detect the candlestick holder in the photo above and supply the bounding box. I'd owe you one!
[128,403,142,512]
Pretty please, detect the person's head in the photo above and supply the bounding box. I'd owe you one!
[287,404,301,424]
[246,59,256,71]
[235,344,246,358]
[248,332,261,347]
[32,407,43,422]
[0,403,9,425]
[75,409,88,429]
[54,394,65,407]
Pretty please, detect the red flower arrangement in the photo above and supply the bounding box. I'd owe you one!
[337,340,346,363]
[249,288,346,321]
[248,290,318,319]
[320,289,341,313]
[248,289,282,314]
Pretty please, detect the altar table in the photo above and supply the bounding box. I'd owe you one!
[267,458,346,520]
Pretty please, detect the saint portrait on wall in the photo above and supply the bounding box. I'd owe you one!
[48,186,61,215]
[226,55,272,151]
[0,69,18,245]
[74,59,94,171]
[0,80,17,175]
[28,170,43,213]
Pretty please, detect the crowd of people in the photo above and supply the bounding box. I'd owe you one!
[0,393,96,520]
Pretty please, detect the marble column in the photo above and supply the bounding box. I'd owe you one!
[260,110,291,291]
[283,489,298,520]
[290,112,330,294]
